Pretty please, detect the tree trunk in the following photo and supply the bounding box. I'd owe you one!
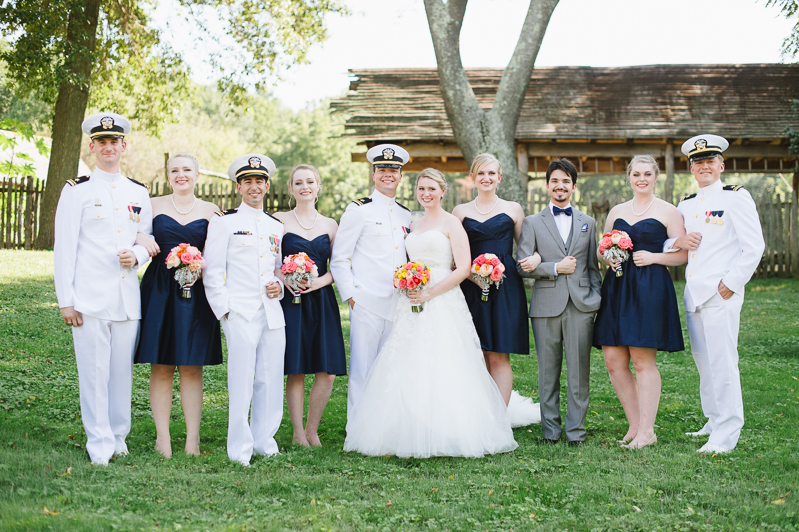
[424,0,559,213]
[35,0,101,250]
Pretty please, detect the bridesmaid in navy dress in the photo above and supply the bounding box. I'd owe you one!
[593,155,687,449]
[453,154,540,411]
[134,153,222,457]
[273,165,345,447]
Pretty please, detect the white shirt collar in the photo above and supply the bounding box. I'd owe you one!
[237,202,265,217]
[371,189,396,205]
[699,179,723,197]
[91,167,122,182]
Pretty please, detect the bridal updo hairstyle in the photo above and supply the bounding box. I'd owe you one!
[626,155,660,178]
[415,168,448,195]
[469,153,502,177]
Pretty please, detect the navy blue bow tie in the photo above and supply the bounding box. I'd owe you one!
[553,206,572,216]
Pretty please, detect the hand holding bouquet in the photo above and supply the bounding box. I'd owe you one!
[394,262,431,313]
[165,244,205,298]
[471,253,506,302]
[599,229,633,277]
[281,252,319,304]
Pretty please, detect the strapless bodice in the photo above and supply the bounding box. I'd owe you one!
[405,231,453,270]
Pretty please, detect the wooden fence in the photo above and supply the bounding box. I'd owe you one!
[2,176,798,279]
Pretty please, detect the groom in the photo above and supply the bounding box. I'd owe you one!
[516,158,601,445]
[330,144,412,420]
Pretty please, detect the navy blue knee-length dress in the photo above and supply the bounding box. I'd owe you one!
[135,214,223,366]
[281,232,347,376]
[460,213,530,355]
[593,218,685,352]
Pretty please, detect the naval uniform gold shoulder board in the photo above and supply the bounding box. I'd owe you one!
[352,197,373,206]
[396,201,411,212]
[126,177,150,191]
[680,193,697,202]
[267,212,283,224]
[66,175,90,186]
[215,208,237,217]
[723,185,744,192]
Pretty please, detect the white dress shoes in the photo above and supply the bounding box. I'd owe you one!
[697,442,732,454]
[685,428,711,437]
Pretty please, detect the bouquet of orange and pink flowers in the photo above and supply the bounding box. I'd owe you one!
[599,229,634,277]
[281,252,318,304]
[165,243,205,299]
[393,261,431,313]
[471,253,506,302]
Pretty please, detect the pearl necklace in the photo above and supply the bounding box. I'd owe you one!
[631,196,656,217]
[293,208,319,230]
[171,194,196,215]
[475,196,499,216]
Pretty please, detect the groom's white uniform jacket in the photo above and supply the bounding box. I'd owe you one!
[330,190,411,320]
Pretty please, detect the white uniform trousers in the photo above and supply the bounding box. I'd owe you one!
[71,315,139,462]
[221,306,285,464]
[347,304,393,420]
[685,291,745,450]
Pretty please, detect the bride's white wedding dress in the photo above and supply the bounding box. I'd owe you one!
[344,230,518,458]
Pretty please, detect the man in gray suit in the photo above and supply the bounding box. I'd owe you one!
[517,159,602,445]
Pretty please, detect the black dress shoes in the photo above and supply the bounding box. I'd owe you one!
[567,440,584,447]
[543,439,559,445]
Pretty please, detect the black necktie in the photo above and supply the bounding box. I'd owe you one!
[553,206,572,216]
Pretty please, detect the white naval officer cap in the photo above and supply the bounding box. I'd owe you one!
[227,154,276,182]
[81,112,131,140]
[681,134,729,164]
[367,144,409,169]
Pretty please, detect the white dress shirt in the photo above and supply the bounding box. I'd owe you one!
[677,179,765,310]
[54,168,152,320]
[330,190,412,321]
[203,202,285,328]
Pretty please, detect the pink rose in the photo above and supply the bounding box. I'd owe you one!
[474,255,486,266]
[600,236,612,250]
[285,262,297,273]
[165,252,181,268]
[180,252,195,265]
[490,267,503,282]
[490,257,501,267]
[619,238,633,250]
[399,278,407,289]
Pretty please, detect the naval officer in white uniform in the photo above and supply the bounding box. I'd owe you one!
[54,112,153,465]
[667,134,764,454]
[330,144,413,419]
[203,154,286,466]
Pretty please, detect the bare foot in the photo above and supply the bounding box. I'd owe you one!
[306,432,322,447]
[293,434,310,447]
[617,428,637,444]
[185,440,200,456]
[155,438,172,458]
[624,433,657,449]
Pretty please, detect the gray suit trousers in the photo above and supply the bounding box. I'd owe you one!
[531,298,594,442]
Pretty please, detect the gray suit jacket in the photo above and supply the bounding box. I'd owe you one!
[516,206,602,318]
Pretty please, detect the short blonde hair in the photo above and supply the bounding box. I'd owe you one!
[415,168,448,193]
[627,155,659,177]
[288,164,322,187]
[469,153,502,176]
[167,152,199,173]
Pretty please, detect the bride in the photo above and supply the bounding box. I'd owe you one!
[343,168,518,458]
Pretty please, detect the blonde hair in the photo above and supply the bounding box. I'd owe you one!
[167,152,199,174]
[627,155,659,177]
[288,164,322,187]
[415,168,448,194]
[469,153,502,176]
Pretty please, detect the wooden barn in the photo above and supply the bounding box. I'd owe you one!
[331,64,799,203]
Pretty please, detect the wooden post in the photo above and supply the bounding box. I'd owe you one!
[664,141,675,205]
[24,177,34,249]
[791,184,799,277]
[776,194,785,277]
[164,153,169,182]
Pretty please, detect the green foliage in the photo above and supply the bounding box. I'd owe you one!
[0,117,50,179]
[1,252,798,531]
[765,0,799,59]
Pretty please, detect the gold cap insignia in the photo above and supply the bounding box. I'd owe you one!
[100,116,114,130]
[248,157,261,168]
[382,148,394,160]
[694,139,707,151]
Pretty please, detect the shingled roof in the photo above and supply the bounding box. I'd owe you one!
[331,64,799,143]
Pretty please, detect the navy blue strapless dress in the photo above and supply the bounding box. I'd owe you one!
[460,213,530,355]
[593,218,684,352]
[281,233,347,376]
[135,215,223,366]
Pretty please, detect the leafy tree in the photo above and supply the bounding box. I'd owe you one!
[0,0,345,248]
[0,118,50,179]
[424,0,560,210]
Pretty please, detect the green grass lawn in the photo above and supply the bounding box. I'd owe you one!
[0,250,797,531]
